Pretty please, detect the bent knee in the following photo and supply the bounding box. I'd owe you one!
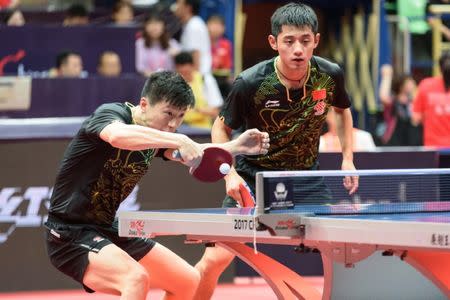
[201,247,235,271]
[124,265,150,290]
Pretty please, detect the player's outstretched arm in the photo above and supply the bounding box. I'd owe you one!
[100,121,203,168]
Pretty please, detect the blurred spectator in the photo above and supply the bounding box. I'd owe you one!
[412,51,450,147]
[111,1,134,26]
[173,0,223,112]
[207,14,233,98]
[97,51,122,77]
[4,8,25,26]
[320,108,376,152]
[378,64,422,146]
[135,14,180,76]
[0,0,20,9]
[175,51,222,129]
[49,51,83,78]
[63,4,89,26]
[173,0,210,73]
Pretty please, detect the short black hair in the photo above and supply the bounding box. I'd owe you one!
[56,51,80,68]
[174,51,194,66]
[271,2,318,36]
[141,71,195,108]
[66,4,88,18]
[185,0,200,15]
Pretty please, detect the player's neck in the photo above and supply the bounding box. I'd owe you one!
[131,106,146,126]
[275,57,309,90]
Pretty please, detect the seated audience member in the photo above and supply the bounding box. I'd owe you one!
[135,14,180,76]
[378,64,422,146]
[97,51,122,77]
[49,51,83,78]
[175,51,223,129]
[207,14,233,98]
[320,109,376,152]
[63,4,89,26]
[4,9,25,26]
[412,51,450,147]
[111,1,134,26]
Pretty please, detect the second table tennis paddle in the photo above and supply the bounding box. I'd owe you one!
[239,183,255,207]
[173,147,233,182]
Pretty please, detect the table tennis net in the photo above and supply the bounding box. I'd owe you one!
[255,169,450,214]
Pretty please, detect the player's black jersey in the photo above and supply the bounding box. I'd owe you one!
[219,56,351,170]
[49,103,157,225]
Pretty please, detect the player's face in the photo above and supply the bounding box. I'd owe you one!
[269,25,319,70]
[142,99,187,132]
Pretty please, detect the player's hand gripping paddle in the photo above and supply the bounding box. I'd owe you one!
[173,147,233,182]
[239,183,255,207]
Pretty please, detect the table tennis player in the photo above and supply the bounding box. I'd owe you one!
[192,3,359,299]
[44,71,270,300]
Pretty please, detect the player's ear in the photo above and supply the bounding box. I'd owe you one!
[139,97,149,111]
[314,33,320,49]
[268,35,277,51]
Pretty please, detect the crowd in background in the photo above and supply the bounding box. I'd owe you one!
[0,0,449,148]
[1,0,232,129]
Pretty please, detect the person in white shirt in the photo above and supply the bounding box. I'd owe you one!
[320,109,376,152]
[173,0,224,104]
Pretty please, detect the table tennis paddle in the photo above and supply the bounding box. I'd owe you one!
[173,147,233,182]
[239,183,255,207]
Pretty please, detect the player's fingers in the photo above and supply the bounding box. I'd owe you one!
[260,146,269,155]
[343,176,352,189]
[349,176,359,195]
[228,189,243,206]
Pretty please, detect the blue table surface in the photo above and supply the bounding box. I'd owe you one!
[153,207,450,224]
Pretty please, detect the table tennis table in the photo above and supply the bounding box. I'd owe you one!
[118,169,450,300]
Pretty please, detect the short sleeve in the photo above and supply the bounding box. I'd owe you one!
[331,66,351,109]
[218,76,250,130]
[84,103,130,138]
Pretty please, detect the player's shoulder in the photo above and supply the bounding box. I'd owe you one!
[311,56,343,77]
[94,102,127,114]
[239,58,275,83]
[91,102,131,122]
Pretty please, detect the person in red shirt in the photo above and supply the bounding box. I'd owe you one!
[412,51,450,147]
[207,14,233,98]
[0,0,18,9]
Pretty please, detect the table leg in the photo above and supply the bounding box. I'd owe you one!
[400,250,450,297]
[218,241,323,300]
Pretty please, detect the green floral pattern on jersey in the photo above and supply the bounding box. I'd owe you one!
[254,72,280,106]
[88,148,156,224]
[248,63,336,170]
